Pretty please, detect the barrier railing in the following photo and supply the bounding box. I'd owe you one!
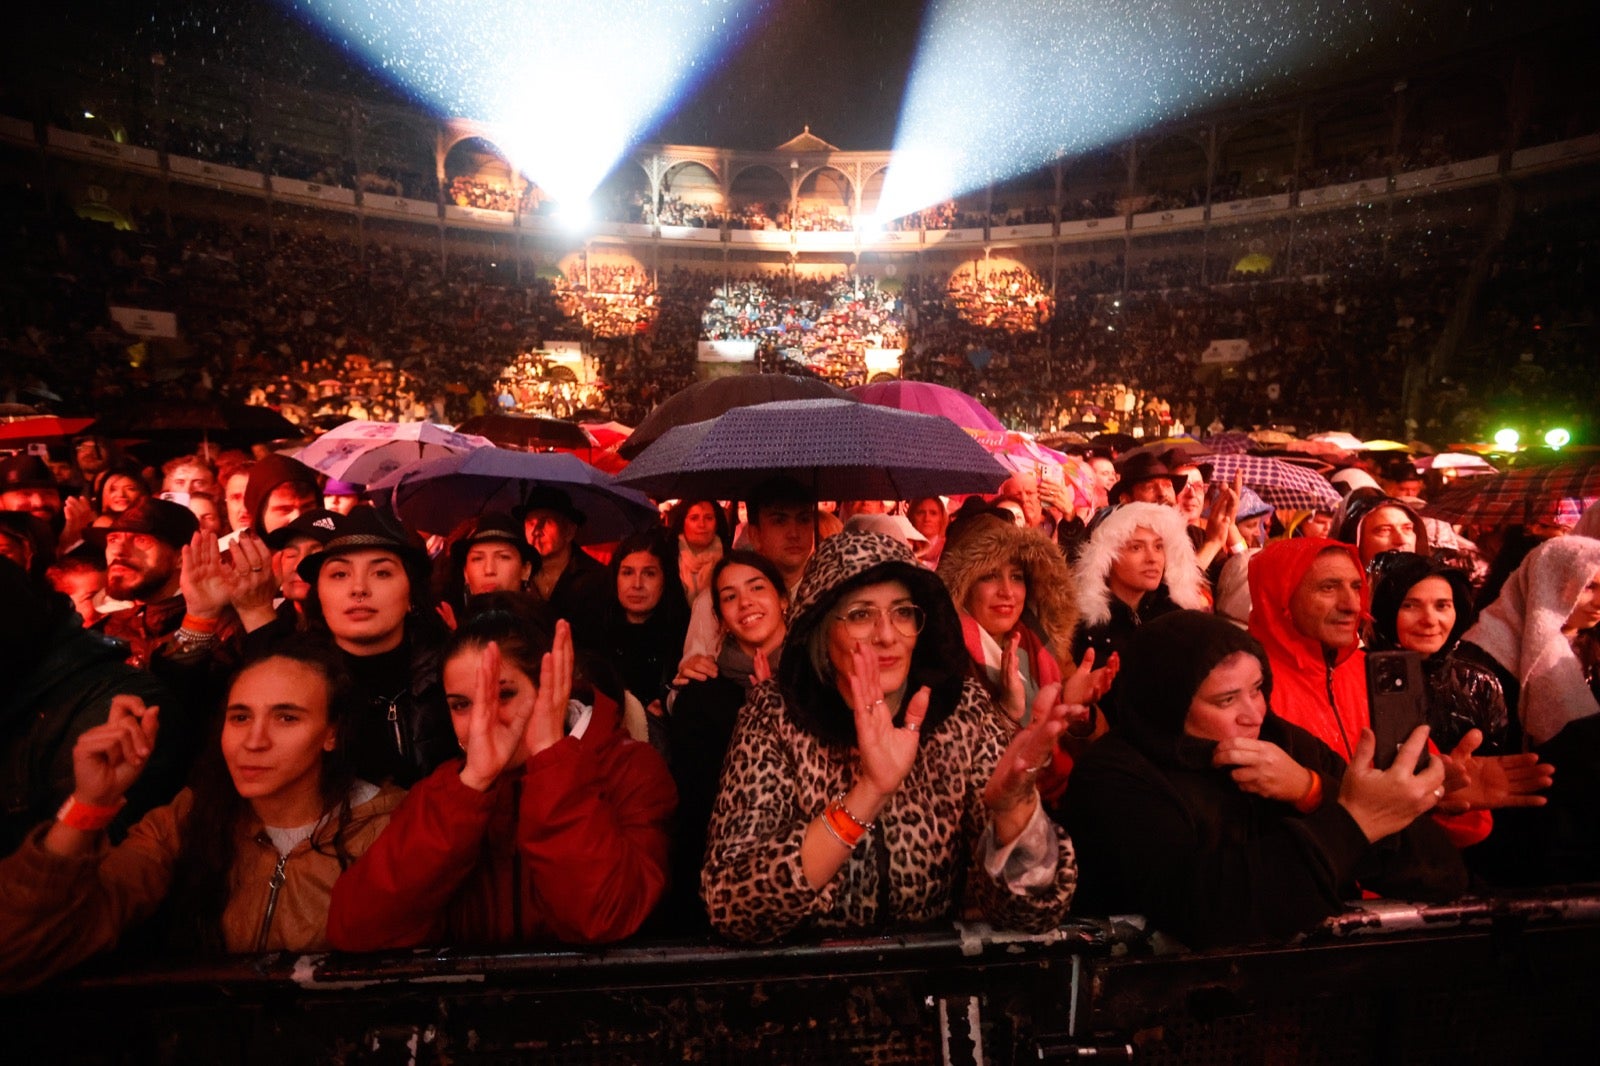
[9,887,1599,1064]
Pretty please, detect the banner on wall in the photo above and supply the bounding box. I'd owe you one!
[1200,338,1251,365]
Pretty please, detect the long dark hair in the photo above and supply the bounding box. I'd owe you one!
[668,498,732,551]
[605,528,690,632]
[162,639,361,957]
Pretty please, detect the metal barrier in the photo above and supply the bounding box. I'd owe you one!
[8,888,1600,1064]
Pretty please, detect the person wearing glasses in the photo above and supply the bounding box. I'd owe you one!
[701,530,1079,944]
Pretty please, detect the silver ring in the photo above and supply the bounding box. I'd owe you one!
[872,698,887,709]
[1432,787,1445,799]
[901,720,921,732]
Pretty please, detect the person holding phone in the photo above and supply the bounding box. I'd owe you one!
[1066,611,1467,949]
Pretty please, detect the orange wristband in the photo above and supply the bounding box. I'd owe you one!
[180,613,220,633]
[57,795,126,832]
[822,797,870,848]
[1293,770,1323,814]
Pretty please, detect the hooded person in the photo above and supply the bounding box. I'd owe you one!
[700,530,1078,944]
[238,454,321,539]
[1064,611,1466,950]
[1071,502,1210,671]
[1367,551,1510,753]
[1457,536,1600,884]
[1331,487,1430,566]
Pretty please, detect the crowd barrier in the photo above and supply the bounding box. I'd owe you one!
[9,886,1599,1064]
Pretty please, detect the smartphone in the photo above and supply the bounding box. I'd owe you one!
[1365,650,1430,772]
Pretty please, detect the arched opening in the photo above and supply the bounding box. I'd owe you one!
[362,118,437,201]
[1403,72,1508,165]
[1307,95,1392,185]
[1217,116,1296,199]
[658,160,722,227]
[592,158,652,223]
[1062,147,1127,220]
[727,164,789,230]
[990,163,1055,226]
[444,136,524,213]
[1138,131,1208,210]
[794,166,853,231]
[946,253,1051,332]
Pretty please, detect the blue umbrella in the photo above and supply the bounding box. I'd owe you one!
[614,398,1009,501]
[369,449,658,543]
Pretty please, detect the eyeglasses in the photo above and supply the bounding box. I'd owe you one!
[833,603,926,640]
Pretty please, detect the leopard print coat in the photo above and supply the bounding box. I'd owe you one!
[700,530,1077,943]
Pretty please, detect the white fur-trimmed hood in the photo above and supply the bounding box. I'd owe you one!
[1074,503,1210,627]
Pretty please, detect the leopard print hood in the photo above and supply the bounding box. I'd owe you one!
[937,513,1079,658]
[778,529,968,746]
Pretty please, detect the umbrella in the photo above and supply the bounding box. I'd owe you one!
[1121,437,1214,465]
[455,413,596,451]
[1360,439,1412,453]
[619,374,855,459]
[614,398,1010,502]
[852,380,1005,432]
[1309,431,1365,450]
[296,420,493,485]
[1204,431,1256,455]
[371,449,658,543]
[1090,432,1138,453]
[1414,452,1496,475]
[0,416,97,444]
[101,401,300,446]
[1422,460,1600,529]
[974,430,1097,508]
[1206,453,1341,513]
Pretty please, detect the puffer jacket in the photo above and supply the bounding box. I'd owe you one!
[0,783,404,992]
[326,693,675,950]
[701,530,1077,944]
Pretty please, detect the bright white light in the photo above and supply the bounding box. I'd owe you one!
[854,213,882,234]
[556,200,593,231]
[294,1,762,205]
[880,0,1393,219]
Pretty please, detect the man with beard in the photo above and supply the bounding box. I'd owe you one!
[0,454,92,554]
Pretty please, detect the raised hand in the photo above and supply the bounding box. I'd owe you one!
[1061,647,1119,709]
[997,631,1028,725]
[984,682,1073,824]
[751,646,772,685]
[673,653,719,687]
[71,695,160,809]
[1338,726,1448,843]
[457,640,538,792]
[228,531,280,628]
[524,619,574,759]
[1438,729,1554,813]
[180,531,234,618]
[60,494,95,547]
[847,640,926,800]
[1213,737,1314,803]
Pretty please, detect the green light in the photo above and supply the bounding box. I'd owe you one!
[1545,427,1571,449]
[1493,428,1520,450]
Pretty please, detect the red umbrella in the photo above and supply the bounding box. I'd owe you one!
[0,416,97,443]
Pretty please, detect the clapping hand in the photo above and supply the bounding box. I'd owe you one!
[524,619,574,759]
[71,695,160,809]
[984,682,1074,825]
[457,640,537,791]
[846,641,927,800]
[1438,729,1554,813]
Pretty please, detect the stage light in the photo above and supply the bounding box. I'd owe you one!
[1545,427,1571,449]
[1493,428,1520,450]
[291,1,763,206]
[879,0,1411,220]
[556,201,593,231]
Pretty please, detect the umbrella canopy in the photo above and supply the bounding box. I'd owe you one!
[455,413,596,451]
[615,398,1009,502]
[1422,459,1600,529]
[296,420,492,485]
[1206,453,1342,513]
[101,401,299,446]
[1309,431,1365,450]
[619,374,854,459]
[851,380,1005,432]
[1414,452,1496,474]
[974,430,1097,508]
[1203,431,1256,455]
[0,415,96,444]
[371,448,658,543]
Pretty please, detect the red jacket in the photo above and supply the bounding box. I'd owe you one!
[327,693,676,950]
[1248,538,1489,848]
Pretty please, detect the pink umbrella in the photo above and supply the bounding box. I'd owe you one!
[972,429,1096,509]
[851,380,1005,432]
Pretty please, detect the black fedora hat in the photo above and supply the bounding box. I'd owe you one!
[449,511,541,569]
[1110,452,1190,503]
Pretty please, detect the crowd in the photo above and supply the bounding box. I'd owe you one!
[1,408,1596,990]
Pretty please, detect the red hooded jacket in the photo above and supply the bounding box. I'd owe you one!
[327,692,676,950]
[1248,539,1489,848]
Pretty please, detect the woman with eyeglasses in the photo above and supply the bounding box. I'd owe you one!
[701,530,1079,944]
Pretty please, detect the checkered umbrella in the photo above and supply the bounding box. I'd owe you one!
[1422,459,1600,529]
[1206,453,1341,513]
[614,398,1009,501]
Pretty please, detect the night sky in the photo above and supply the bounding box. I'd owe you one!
[6,1,1586,152]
